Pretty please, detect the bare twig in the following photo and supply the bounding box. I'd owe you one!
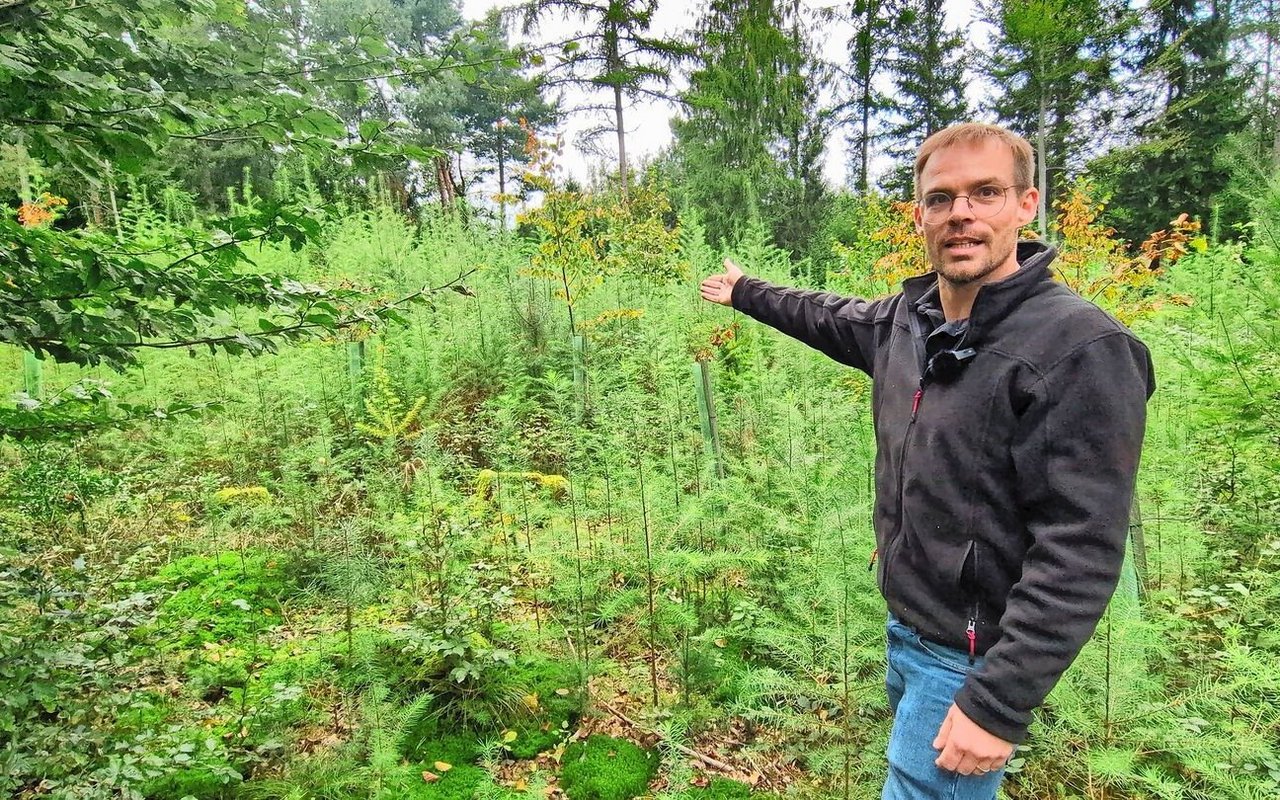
[599,700,736,774]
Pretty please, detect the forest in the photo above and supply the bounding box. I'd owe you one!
[1,0,1278,798]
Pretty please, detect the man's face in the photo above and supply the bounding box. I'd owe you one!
[913,139,1039,288]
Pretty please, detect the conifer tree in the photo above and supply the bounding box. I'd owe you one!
[518,0,687,199]
[979,0,1127,237]
[1234,0,1280,167]
[1095,0,1250,242]
[840,0,906,193]
[672,0,832,260]
[879,0,968,197]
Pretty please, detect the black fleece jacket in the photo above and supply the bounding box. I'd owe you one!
[730,241,1154,743]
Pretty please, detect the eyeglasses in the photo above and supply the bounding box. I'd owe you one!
[919,185,1021,225]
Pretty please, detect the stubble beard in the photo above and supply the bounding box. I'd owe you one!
[931,235,1017,288]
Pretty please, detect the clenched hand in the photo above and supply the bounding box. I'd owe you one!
[699,258,744,306]
[933,704,1014,776]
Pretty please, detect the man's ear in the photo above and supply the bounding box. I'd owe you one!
[1017,187,1040,227]
[913,202,924,235]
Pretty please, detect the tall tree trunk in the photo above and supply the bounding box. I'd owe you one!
[435,156,457,208]
[859,92,871,193]
[608,17,629,201]
[497,141,508,230]
[1037,89,1048,238]
[1267,0,1279,167]
[614,83,628,201]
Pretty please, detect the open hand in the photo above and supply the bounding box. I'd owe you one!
[699,258,744,306]
[933,704,1013,776]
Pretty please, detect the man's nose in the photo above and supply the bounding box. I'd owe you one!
[948,195,977,222]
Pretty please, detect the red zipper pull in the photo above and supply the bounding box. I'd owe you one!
[966,618,977,665]
[867,548,878,571]
[911,388,923,419]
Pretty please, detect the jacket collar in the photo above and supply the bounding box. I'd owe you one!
[901,240,1058,343]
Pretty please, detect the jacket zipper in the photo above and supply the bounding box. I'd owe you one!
[883,305,930,596]
[962,540,972,665]
[966,544,980,664]
[966,615,977,665]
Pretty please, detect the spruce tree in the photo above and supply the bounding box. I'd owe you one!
[840,0,906,193]
[879,0,968,198]
[672,0,831,261]
[1095,0,1250,242]
[518,0,687,199]
[979,0,1127,237]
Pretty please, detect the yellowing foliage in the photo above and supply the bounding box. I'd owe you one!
[17,192,67,228]
[213,486,273,505]
[356,360,426,444]
[1053,181,1202,324]
[868,200,929,287]
[516,122,685,329]
[832,183,1200,326]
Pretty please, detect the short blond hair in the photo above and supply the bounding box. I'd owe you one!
[914,123,1035,200]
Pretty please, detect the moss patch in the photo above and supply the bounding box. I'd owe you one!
[559,735,657,800]
[387,762,487,800]
[151,551,303,647]
[504,658,584,758]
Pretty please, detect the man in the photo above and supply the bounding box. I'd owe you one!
[699,123,1154,799]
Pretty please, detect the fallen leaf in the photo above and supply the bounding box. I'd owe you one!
[434,761,452,772]
[422,771,439,783]
[554,688,571,696]
[503,730,518,743]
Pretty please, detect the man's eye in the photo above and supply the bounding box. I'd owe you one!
[923,194,952,208]
[975,185,1004,200]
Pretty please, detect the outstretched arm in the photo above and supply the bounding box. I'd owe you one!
[700,258,890,375]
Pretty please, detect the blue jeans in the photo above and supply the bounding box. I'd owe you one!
[883,616,1007,800]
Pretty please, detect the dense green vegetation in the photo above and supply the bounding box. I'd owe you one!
[3,0,1279,798]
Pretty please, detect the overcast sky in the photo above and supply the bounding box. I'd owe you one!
[456,0,984,195]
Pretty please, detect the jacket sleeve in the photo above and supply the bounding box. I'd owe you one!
[954,330,1155,744]
[730,276,887,376]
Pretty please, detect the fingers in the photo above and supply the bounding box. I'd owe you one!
[698,277,728,304]
[723,257,743,279]
[698,274,733,306]
[936,745,1000,776]
[955,753,983,776]
[934,738,962,772]
[932,708,954,751]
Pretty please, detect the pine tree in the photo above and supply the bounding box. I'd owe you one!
[1095,0,1250,242]
[879,0,968,198]
[980,0,1128,237]
[840,0,906,193]
[672,0,832,260]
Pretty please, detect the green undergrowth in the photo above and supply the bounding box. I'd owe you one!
[389,762,488,800]
[560,735,658,800]
[504,657,585,758]
[149,550,308,647]
[395,652,585,762]
[675,778,755,799]
[142,767,241,800]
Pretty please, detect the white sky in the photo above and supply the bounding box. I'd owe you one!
[458,0,985,194]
